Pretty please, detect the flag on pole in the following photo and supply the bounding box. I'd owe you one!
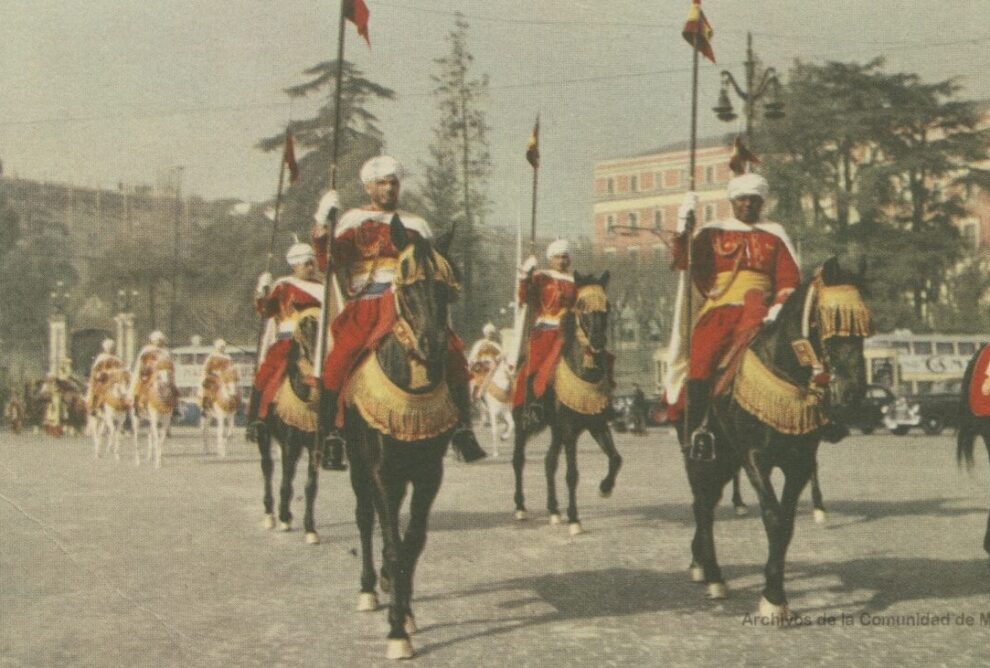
[526,115,540,168]
[728,136,760,175]
[283,130,300,184]
[682,0,715,64]
[344,0,371,46]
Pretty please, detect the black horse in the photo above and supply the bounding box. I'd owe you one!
[729,466,828,523]
[511,272,623,535]
[684,257,870,617]
[339,218,464,660]
[956,344,990,561]
[257,309,322,544]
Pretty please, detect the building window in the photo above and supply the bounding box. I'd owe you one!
[654,209,664,229]
[913,341,932,355]
[655,172,663,191]
[606,215,615,235]
[704,204,714,222]
[628,212,638,229]
[705,165,715,184]
[959,342,977,355]
[935,342,955,355]
[628,246,640,264]
[630,175,638,192]
[607,178,615,195]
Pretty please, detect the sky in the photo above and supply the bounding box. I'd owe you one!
[2,1,989,238]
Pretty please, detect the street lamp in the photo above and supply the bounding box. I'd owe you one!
[712,32,785,143]
[49,280,70,316]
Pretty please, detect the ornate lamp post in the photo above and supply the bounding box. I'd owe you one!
[711,32,785,144]
[114,287,139,368]
[48,281,70,376]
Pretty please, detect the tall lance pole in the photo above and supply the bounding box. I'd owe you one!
[250,126,291,385]
[683,12,702,447]
[311,0,349,468]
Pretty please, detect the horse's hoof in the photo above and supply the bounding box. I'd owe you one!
[305,531,320,545]
[813,509,827,524]
[706,582,728,599]
[758,596,790,621]
[568,522,584,536]
[734,505,748,517]
[385,638,415,660]
[356,592,379,612]
[514,510,528,521]
[263,514,275,530]
[404,614,418,635]
[278,521,291,532]
[689,564,705,583]
[599,488,612,499]
[548,513,562,526]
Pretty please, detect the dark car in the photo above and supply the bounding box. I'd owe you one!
[898,392,959,436]
[849,384,898,435]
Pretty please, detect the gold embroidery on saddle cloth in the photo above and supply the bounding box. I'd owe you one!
[344,354,458,441]
[554,359,611,416]
[732,349,828,435]
[273,358,318,432]
[816,285,873,340]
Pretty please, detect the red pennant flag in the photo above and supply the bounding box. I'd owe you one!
[526,115,540,169]
[283,131,300,184]
[344,0,371,46]
[728,136,760,176]
[682,0,715,64]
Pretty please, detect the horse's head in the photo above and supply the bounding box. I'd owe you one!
[789,257,872,423]
[391,215,460,385]
[571,271,611,353]
[154,359,175,397]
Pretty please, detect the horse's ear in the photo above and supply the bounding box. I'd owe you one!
[599,270,610,288]
[390,214,409,251]
[435,230,453,255]
[821,256,840,285]
[573,270,585,286]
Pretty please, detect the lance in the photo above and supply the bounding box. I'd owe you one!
[311,0,350,470]
[682,5,702,448]
[250,125,292,388]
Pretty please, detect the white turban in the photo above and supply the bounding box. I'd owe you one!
[101,338,115,353]
[149,330,167,345]
[214,339,227,352]
[727,173,769,201]
[546,238,570,259]
[285,242,315,266]
[360,155,403,185]
[482,322,497,337]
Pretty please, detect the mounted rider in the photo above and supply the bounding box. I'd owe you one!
[130,331,176,409]
[200,338,236,412]
[311,155,486,469]
[468,323,505,402]
[665,172,800,449]
[246,241,323,442]
[512,238,578,412]
[86,338,125,414]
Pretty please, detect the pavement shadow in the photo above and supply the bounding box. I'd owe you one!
[809,498,986,526]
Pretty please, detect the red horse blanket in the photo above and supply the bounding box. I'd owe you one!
[968,344,990,417]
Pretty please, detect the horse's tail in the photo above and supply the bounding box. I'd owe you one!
[957,347,981,469]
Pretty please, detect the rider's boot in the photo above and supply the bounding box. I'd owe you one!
[318,389,347,471]
[450,382,487,463]
[685,379,716,461]
[245,387,265,443]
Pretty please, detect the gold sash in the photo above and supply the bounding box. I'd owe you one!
[698,270,771,320]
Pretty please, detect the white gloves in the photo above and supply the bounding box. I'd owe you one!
[255,272,273,296]
[676,191,699,234]
[313,189,341,225]
[517,255,538,279]
[764,303,782,324]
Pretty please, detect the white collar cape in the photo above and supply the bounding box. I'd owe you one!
[271,276,324,303]
[336,208,432,240]
[696,217,800,266]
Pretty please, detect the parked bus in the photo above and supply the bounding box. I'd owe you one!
[170,341,255,424]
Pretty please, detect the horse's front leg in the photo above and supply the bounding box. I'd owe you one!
[561,430,583,534]
[766,447,817,618]
[810,464,826,524]
[588,422,622,498]
[347,435,380,612]
[302,430,320,544]
[731,472,748,516]
[488,400,500,459]
[92,415,102,459]
[147,412,158,468]
[512,408,528,520]
[544,428,564,525]
[257,423,275,529]
[217,411,227,458]
[277,432,301,531]
[201,411,210,455]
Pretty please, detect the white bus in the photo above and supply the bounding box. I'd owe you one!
[170,342,256,402]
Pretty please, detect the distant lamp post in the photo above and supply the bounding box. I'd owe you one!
[48,281,70,375]
[114,287,139,368]
[713,32,785,143]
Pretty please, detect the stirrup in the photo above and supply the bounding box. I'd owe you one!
[320,431,347,471]
[523,403,543,430]
[688,426,716,462]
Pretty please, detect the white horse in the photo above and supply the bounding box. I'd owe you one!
[200,366,241,458]
[131,359,178,468]
[478,358,515,458]
[91,368,132,460]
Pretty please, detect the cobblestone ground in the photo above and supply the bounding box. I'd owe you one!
[1,425,988,667]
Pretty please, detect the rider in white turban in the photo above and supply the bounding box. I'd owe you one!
[726,173,770,201]
[360,155,403,185]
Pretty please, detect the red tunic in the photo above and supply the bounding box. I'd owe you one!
[513,269,578,407]
[313,209,469,395]
[253,277,323,418]
[968,344,990,417]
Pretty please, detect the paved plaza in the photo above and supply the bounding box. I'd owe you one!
[1,426,988,666]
